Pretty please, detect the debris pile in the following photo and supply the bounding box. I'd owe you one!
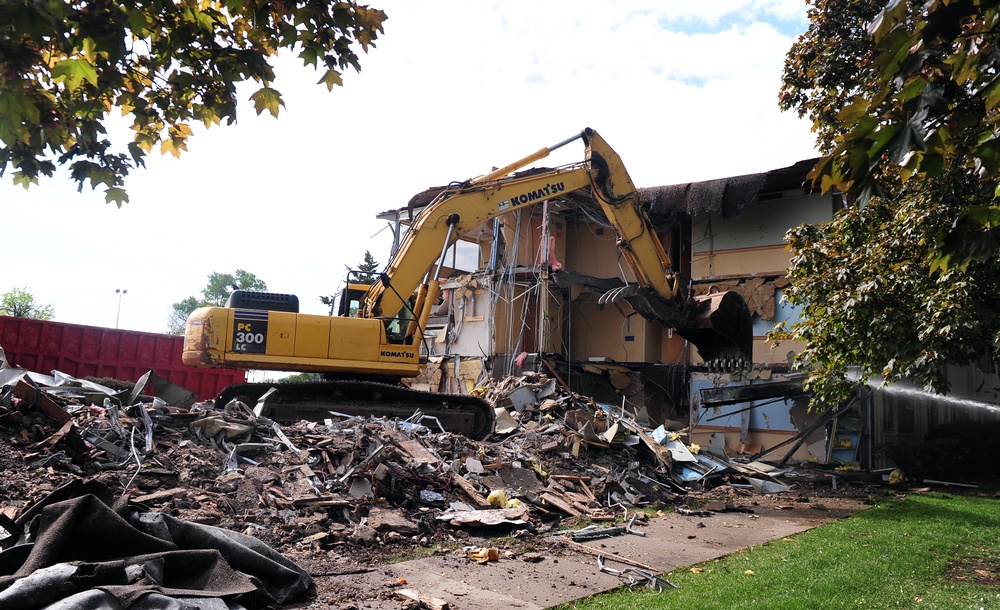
[0,364,842,607]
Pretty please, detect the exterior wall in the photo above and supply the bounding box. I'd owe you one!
[689,193,832,275]
[688,370,825,461]
[684,191,834,460]
[687,192,832,366]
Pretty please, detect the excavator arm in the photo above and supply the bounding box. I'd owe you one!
[366,127,752,363]
[362,134,593,327]
[583,130,753,364]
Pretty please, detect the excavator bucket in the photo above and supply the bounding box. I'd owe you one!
[676,291,754,364]
[609,285,753,364]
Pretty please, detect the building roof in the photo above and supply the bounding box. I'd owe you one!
[379,158,822,223]
[640,158,819,219]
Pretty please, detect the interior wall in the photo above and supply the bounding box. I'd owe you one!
[566,296,662,363]
[563,219,638,281]
[561,218,665,363]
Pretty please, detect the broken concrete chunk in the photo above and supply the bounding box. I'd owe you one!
[367,508,420,535]
[464,457,485,474]
[437,507,529,527]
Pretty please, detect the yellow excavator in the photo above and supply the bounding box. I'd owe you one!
[183,128,752,438]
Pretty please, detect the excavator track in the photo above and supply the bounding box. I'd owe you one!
[217,381,495,440]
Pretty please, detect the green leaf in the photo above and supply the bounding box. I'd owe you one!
[249,87,284,117]
[866,124,903,163]
[975,138,1000,176]
[105,187,129,207]
[836,99,872,125]
[897,76,927,103]
[299,46,319,68]
[0,92,35,144]
[317,68,344,91]
[51,58,98,92]
[983,75,1000,111]
[12,171,38,189]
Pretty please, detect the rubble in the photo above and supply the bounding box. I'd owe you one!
[0,362,874,607]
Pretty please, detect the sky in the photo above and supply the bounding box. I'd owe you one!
[2,0,819,335]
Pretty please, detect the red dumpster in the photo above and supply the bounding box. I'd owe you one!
[0,316,246,401]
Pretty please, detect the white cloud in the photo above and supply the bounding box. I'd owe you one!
[1,0,818,334]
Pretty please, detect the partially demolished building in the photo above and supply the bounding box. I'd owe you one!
[380,158,1000,470]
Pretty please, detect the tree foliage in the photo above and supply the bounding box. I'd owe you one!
[779,0,1000,404]
[778,171,1000,405]
[0,1,386,204]
[320,249,379,308]
[0,287,54,320]
[167,269,266,334]
[350,250,380,285]
[787,0,1000,270]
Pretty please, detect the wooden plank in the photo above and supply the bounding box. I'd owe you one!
[12,379,71,425]
[559,538,659,572]
[397,588,449,610]
[539,492,582,517]
[549,474,590,482]
[388,431,440,466]
[450,473,490,508]
[131,487,186,504]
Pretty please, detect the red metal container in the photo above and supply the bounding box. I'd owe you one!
[0,316,246,400]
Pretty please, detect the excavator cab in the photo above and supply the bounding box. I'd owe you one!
[333,284,369,317]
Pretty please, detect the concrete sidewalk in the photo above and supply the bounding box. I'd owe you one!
[309,500,863,609]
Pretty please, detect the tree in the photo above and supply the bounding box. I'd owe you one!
[167,269,267,334]
[787,0,1000,269]
[202,269,267,306]
[166,296,201,336]
[0,1,386,204]
[320,250,379,309]
[776,171,1000,406]
[779,0,1000,404]
[0,287,54,320]
[350,250,380,285]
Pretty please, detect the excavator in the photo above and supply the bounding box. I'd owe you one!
[182,128,753,439]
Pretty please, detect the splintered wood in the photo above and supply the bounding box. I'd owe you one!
[539,476,613,521]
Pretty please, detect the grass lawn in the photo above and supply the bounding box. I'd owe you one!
[559,491,1000,610]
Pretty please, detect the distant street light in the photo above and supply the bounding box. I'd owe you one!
[115,288,127,329]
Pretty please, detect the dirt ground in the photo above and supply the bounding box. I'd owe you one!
[0,372,878,609]
[283,486,871,609]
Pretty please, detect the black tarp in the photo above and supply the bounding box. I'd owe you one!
[0,480,313,609]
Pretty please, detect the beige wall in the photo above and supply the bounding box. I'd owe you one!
[563,218,639,281]
[690,244,791,279]
[562,217,661,362]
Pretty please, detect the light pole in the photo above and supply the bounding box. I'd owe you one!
[115,288,127,329]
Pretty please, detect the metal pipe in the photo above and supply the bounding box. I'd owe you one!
[434,216,460,280]
[471,131,584,184]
